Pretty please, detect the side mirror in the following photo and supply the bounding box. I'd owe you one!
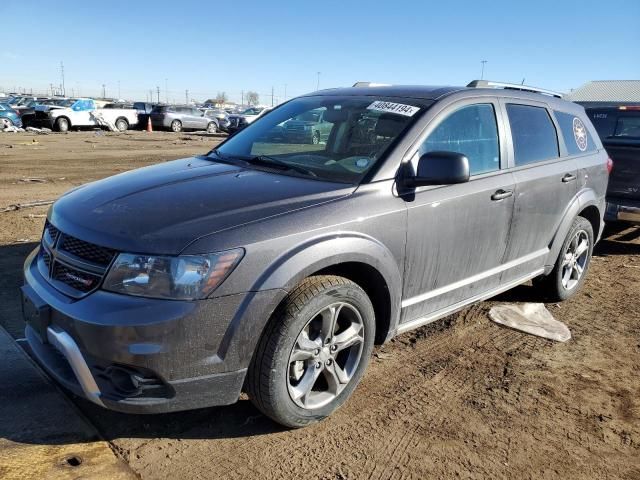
[406,151,470,187]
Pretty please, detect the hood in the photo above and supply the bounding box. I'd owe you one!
[49,156,354,255]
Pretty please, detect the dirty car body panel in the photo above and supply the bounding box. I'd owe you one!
[22,84,608,414]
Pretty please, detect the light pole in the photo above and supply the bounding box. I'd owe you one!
[165,78,168,104]
[316,72,321,91]
[102,84,106,98]
[480,60,487,80]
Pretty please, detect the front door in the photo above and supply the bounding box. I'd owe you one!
[400,100,515,325]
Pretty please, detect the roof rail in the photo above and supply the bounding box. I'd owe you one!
[352,82,392,87]
[467,80,563,98]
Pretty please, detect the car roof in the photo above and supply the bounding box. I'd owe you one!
[303,83,582,113]
[304,85,462,101]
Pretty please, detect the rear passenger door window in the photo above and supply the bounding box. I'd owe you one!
[506,104,559,166]
[419,104,500,176]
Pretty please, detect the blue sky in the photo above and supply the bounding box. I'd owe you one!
[2,0,639,104]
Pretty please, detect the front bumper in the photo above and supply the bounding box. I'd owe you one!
[605,197,640,223]
[22,247,281,413]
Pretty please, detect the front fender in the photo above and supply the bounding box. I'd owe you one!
[217,233,403,367]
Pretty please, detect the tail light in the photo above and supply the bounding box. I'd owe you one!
[606,157,614,174]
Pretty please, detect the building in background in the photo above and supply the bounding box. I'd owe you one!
[568,80,640,107]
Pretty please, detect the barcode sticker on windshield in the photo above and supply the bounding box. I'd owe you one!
[367,101,420,117]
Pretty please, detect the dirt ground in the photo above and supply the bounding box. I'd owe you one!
[0,131,638,480]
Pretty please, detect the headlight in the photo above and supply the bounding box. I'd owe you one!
[103,249,244,300]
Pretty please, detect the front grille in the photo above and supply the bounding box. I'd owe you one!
[40,221,118,297]
[59,235,116,266]
[42,249,52,270]
[52,262,102,293]
[44,221,60,244]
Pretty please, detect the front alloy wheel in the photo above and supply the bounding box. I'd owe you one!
[288,302,365,409]
[247,275,375,427]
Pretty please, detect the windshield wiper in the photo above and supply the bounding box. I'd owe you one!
[245,155,317,177]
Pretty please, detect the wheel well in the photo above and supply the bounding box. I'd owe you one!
[579,205,601,238]
[56,116,70,125]
[115,116,128,125]
[313,262,391,344]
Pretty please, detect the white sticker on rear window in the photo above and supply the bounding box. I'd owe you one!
[573,117,588,152]
[367,101,420,117]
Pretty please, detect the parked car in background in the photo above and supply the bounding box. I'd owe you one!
[133,102,156,129]
[586,105,640,223]
[202,109,230,132]
[104,102,134,109]
[21,81,608,428]
[34,98,138,132]
[0,102,23,128]
[283,108,333,144]
[150,105,219,132]
[227,107,269,134]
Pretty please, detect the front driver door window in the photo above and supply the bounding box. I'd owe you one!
[417,104,500,175]
[401,102,516,324]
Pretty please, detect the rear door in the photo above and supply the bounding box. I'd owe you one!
[499,100,577,282]
[401,98,516,324]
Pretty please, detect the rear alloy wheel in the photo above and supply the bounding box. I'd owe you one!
[1,118,14,128]
[312,131,320,145]
[206,122,218,133]
[170,120,182,132]
[533,216,594,301]
[55,117,69,132]
[115,118,128,132]
[247,275,375,427]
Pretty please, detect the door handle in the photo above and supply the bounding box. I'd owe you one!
[562,173,577,183]
[491,189,513,201]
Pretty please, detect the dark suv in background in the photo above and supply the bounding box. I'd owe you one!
[22,80,608,428]
[585,105,640,223]
[150,105,220,133]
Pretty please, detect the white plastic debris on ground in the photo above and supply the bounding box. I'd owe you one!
[488,303,571,342]
[89,111,118,132]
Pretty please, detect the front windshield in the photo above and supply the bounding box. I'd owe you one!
[214,96,425,183]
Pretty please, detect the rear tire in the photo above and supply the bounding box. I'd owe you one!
[206,121,217,133]
[533,216,594,302]
[1,118,14,128]
[246,275,375,428]
[312,131,320,144]
[55,117,69,132]
[170,120,182,132]
[115,117,128,132]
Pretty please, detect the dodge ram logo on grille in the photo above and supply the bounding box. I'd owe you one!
[64,272,94,287]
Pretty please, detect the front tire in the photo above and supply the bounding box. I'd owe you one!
[246,275,375,428]
[206,121,218,133]
[533,216,594,301]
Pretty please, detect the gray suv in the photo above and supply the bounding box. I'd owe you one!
[150,105,220,132]
[22,81,608,427]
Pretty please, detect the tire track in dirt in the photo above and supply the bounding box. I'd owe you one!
[150,304,536,480]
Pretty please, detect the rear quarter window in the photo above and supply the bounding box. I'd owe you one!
[506,104,559,166]
[554,111,597,155]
